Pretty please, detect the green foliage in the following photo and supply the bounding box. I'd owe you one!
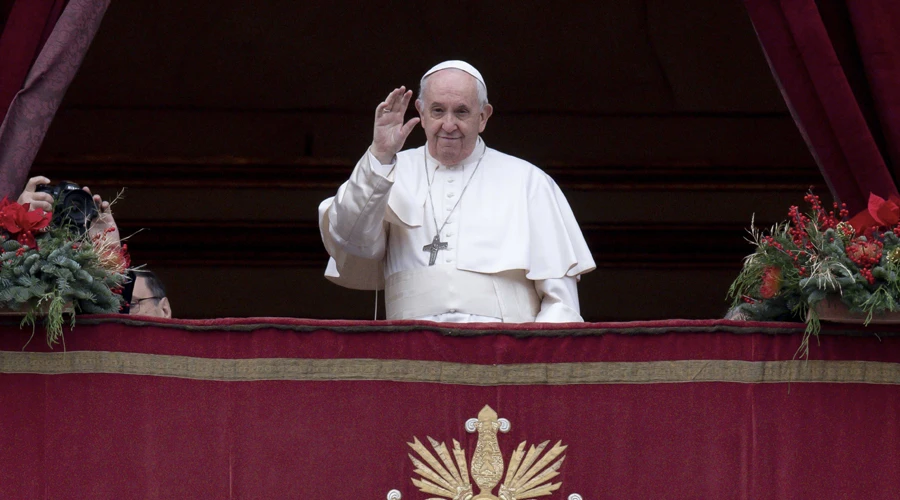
[0,226,127,347]
[728,196,900,352]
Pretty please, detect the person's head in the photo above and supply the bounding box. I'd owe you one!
[129,270,171,318]
[415,61,493,166]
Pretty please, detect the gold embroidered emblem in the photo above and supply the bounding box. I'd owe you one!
[408,405,567,500]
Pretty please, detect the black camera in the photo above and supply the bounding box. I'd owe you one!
[35,181,98,234]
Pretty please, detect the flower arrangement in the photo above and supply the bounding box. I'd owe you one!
[728,191,900,355]
[0,197,130,346]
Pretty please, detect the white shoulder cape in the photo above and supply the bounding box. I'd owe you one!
[320,145,595,290]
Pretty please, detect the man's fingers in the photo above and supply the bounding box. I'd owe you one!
[399,89,413,109]
[399,117,421,140]
[375,88,401,117]
[390,86,406,104]
[376,88,415,121]
[373,87,414,154]
[382,89,397,110]
[393,90,414,117]
[31,192,53,203]
[25,176,50,191]
[82,186,93,195]
[30,201,53,212]
[375,95,393,116]
[395,86,409,110]
[384,86,406,110]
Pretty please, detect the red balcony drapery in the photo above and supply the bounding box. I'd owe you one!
[0,0,66,122]
[0,0,108,200]
[1,317,899,498]
[744,0,900,213]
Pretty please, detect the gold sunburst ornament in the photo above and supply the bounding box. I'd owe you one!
[406,405,567,500]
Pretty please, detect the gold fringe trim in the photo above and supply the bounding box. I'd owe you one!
[0,351,898,385]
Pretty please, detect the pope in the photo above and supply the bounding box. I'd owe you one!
[319,61,595,323]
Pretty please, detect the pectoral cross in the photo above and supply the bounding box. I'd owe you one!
[422,234,448,266]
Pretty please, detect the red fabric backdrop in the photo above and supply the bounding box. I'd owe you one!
[0,0,107,200]
[0,0,66,123]
[1,317,899,499]
[744,0,900,213]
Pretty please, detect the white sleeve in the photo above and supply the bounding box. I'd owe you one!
[534,276,584,322]
[323,151,396,260]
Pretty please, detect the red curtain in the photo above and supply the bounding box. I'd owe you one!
[744,0,900,214]
[0,0,66,123]
[0,0,107,201]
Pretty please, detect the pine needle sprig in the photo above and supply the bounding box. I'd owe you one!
[727,190,898,357]
[1,212,130,347]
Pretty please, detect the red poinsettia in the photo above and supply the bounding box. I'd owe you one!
[0,197,51,249]
[759,266,783,299]
[848,193,900,236]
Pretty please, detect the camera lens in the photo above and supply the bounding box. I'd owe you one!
[39,182,99,235]
[54,189,98,234]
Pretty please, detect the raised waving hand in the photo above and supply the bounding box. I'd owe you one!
[369,86,420,165]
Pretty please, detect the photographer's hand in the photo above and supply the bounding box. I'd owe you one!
[82,186,121,247]
[17,176,54,212]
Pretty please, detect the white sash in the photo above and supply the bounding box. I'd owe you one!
[385,266,539,323]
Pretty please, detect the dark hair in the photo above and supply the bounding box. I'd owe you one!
[134,270,167,298]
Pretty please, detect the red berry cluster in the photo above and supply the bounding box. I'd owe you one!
[89,226,119,242]
[803,192,849,230]
[837,223,855,239]
[121,243,131,269]
[846,240,883,284]
[762,235,807,270]
[787,205,810,246]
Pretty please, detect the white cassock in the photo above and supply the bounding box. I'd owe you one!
[318,137,596,323]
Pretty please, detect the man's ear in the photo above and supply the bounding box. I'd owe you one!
[478,103,493,133]
[159,297,172,319]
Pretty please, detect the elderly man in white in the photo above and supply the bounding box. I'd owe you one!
[319,61,595,323]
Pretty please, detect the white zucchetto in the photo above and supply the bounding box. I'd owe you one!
[422,60,486,90]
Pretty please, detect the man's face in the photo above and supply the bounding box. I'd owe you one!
[415,69,493,165]
[129,276,171,318]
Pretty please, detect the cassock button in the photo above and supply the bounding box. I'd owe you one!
[449,309,457,313]
[447,193,455,198]
[448,178,455,183]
